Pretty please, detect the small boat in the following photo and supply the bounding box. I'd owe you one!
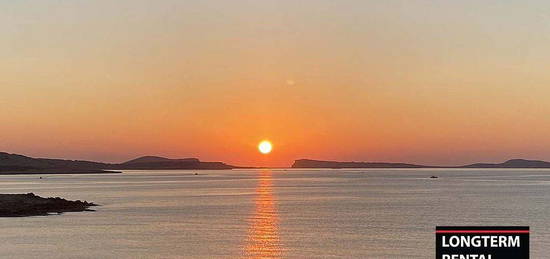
[429,176,438,179]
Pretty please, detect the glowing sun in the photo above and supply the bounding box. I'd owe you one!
[258,140,272,154]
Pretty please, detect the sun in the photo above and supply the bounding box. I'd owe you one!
[258,140,272,154]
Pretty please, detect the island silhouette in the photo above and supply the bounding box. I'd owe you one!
[292,158,550,169]
[1,151,550,175]
[0,152,236,174]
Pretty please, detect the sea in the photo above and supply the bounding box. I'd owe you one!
[0,169,549,258]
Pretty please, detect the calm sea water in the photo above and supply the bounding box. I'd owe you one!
[0,169,549,258]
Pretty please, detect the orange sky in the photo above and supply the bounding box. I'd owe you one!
[1,1,550,167]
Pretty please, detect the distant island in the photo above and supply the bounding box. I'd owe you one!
[0,152,237,174]
[292,159,550,169]
[461,159,550,168]
[0,152,120,174]
[292,159,429,168]
[3,152,550,174]
[117,156,235,170]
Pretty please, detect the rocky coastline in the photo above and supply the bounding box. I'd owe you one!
[0,193,97,217]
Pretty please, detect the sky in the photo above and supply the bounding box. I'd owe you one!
[1,0,550,167]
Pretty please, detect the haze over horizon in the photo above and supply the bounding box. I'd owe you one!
[2,1,550,167]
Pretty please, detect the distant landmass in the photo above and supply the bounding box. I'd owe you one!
[0,152,237,174]
[292,159,428,168]
[118,155,235,170]
[462,159,550,168]
[2,152,550,174]
[292,159,550,169]
[0,152,118,174]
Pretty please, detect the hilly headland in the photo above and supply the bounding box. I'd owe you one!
[291,158,550,169]
[0,152,237,175]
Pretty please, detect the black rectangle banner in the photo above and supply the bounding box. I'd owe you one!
[436,226,529,259]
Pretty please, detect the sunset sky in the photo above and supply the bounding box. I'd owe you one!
[2,1,550,167]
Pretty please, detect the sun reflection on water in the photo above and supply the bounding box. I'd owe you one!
[244,170,282,259]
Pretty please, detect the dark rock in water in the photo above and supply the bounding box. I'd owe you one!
[0,193,97,217]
